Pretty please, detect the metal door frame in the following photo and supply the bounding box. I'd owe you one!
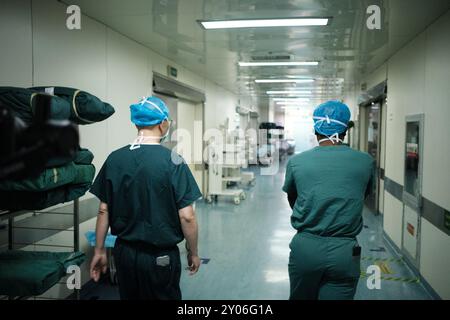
[154,92,207,198]
[359,101,384,214]
[401,114,425,269]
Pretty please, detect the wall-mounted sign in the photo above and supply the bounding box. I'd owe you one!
[167,65,178,78]
[407,223,415,236]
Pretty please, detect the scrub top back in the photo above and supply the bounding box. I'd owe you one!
[90,144,202,248]
[283,145,375,238]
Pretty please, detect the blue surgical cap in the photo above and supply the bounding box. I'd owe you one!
[313,100,351,136]
[130,96,169,126]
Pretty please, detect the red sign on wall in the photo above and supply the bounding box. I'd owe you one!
[407,223,415,236]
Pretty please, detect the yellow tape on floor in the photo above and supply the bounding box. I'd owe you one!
[360,271,420,283]
[375,261,394,275]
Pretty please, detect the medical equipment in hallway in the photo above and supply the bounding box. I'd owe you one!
[205,120,247,205]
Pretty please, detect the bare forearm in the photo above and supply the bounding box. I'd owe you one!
[181,215,198,256]
[95,203,109,251]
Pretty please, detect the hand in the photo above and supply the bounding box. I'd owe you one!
[90,248,108,282]
[187,252,200,276]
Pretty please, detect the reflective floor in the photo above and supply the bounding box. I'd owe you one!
[81,159,435,300]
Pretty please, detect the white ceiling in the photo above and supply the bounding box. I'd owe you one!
[65,0,450,107]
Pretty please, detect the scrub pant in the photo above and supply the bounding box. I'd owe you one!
[113,238,182,300]
[288,232,361,300]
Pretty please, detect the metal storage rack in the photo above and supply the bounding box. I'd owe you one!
[0,199,81,300]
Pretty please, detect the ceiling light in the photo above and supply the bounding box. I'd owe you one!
[242,62,319,67]
[275,98,310,104]
[277,102,307,107]
[280,106,305,109]
[268,90,312,95]
[198,18,330,30]
[275,99,310,103]
[273,98,311,102]
[256,79,315,83]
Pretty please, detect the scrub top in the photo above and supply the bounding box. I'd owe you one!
[282,145,375,238]
[90,144,202,248]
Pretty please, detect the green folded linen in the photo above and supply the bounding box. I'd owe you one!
[0,182,92,211]
[31,86,115,124]
[0,250,86,297]
[0,162,77,192]
[0,87,71,125]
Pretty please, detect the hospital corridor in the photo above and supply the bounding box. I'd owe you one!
[0,0,449,309]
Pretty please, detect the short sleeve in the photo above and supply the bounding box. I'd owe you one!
[171,159,202,210]
[89,161,108,203]
[282,160,297,194]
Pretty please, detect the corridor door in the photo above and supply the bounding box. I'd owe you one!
[176,99,204,193]
[363,103,383,214]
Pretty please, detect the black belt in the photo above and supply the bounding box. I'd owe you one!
[116,238,178,254]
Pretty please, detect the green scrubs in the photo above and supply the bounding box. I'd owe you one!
[282,145,375,300]
[90,144,202,300]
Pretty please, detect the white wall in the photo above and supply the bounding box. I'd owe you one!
[258,105,269,123]
[0,0,244,298]
[365,63,388,92]
[274,111,285,127]
[383,192,403,248]
[32,0,109,177]
[353,9,450,299]
[106,29,153,151]
[0,0,32,87]
[422,12,450,209]
[379,10,450,299]
[420,219,450,299]
[1,0,242,167]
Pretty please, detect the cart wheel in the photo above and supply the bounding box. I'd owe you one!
[206,195,213,204]
[240,192,246,200]
[234,197,241,205]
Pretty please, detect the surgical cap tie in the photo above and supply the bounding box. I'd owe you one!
[313,116,348,128]
[139,97,168,120]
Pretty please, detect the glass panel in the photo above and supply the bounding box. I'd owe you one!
[365,104,380,214]
[405,121,420,196]
[367,104,380,160]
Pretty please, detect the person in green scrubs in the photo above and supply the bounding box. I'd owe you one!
[89,96,202,300]
[283,100,375,300]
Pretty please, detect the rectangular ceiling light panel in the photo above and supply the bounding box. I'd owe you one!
[199,18,329,30]
[256,79,315,83]
[241,62,319,67]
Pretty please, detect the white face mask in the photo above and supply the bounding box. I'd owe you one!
[160,124,170,143]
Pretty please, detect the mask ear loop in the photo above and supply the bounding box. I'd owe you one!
[130,131,144,150]
[318,132,342,145]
